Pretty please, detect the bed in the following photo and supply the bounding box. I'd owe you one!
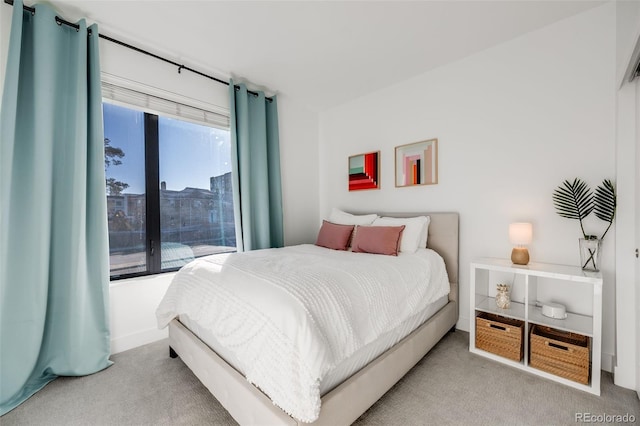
[157,212,459,425]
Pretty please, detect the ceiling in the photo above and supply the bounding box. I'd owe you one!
[45,1,606,112]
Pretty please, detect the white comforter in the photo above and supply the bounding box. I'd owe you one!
[156,244,449,422]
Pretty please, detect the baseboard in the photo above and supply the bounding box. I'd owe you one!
[613,365,637,390]
[601,352,614,374]
[110,327,168,355]
[456,316,470,332]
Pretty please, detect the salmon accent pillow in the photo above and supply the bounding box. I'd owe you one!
[315,220,355,251]
[351,225,406,256]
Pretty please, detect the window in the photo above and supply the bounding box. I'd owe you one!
[104,102,236,279]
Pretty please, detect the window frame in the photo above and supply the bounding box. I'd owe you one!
[144,113,162,277]
[105,104,235,281]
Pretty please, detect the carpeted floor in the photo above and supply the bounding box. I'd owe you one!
[2,331,638,425]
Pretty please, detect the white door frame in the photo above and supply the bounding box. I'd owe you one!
[614,74,638,392]
[636,80,640,399]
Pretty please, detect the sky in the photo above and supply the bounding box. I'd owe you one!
[103,103,232,194]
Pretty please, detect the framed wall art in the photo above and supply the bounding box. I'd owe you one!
[395,138,438,187]
[348,151,380,191]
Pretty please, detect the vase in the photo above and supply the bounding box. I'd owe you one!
[495,284,511,309]
[579,237,601,272]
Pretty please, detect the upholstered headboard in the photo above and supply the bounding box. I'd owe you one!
[350,211,459,303]
[424,212,459,303]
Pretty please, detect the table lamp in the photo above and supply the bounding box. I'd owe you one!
[509,222,532,265]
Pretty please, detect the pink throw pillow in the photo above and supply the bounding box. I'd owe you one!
[351,225,405,256]
[315,220,355,251]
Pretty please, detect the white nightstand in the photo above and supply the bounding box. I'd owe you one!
[469,258,603,395]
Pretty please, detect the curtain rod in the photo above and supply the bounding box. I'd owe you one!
[3,0,272,101]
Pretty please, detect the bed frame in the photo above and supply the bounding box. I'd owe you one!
[168,212,459,425]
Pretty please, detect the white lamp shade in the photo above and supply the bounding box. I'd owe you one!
[509,222,532,245]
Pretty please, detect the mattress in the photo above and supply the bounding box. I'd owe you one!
[179,294,448,395]
[156,244,450,422]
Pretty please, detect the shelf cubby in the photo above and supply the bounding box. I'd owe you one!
[469,258,602,395]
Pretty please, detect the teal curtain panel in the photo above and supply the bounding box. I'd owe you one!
[0,0,111,414]
[229,80,284,251]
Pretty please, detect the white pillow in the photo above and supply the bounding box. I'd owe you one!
[419,216,431,248]
[329,208,378,226]
[372,216,430,253]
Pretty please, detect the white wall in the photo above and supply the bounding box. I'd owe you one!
[319,4,617,370]
[109,273,175,354]
[278,95,321,245]
[614,0,640,390]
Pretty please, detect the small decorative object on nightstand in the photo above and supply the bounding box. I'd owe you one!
[495,283,511,309]
[509,223,532,265]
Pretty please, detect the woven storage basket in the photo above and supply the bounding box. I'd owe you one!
[475,312,524,361]
[529,324,590,384]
